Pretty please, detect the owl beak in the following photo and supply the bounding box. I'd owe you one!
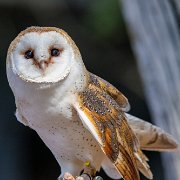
[39,60,47,70]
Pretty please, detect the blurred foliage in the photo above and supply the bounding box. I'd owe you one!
[84,0,127,42]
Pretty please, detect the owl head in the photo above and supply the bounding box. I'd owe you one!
[7,26,83,83]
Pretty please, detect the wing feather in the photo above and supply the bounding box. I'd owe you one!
[90,73,130,111]
[134,150,153,179]
[75,74,140,180]
[76,73,178,180]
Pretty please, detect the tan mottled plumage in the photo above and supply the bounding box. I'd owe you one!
[76,74,150,180]
[7,27,178,180]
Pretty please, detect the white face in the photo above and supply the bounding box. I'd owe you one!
[10,31,73,83]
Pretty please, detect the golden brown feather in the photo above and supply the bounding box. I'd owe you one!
[77,73,141,180]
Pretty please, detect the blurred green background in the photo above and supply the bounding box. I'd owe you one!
[0,0,164,179]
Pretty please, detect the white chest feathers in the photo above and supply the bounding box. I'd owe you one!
[16,88,103,170]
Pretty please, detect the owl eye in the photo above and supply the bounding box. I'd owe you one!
[24,50,34,59]
[51,48,60,57]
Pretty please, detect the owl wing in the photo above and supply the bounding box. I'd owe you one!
[90,74,178,152]
[126,113,178,151]
[74,74,141,180]
[90,73,130,112]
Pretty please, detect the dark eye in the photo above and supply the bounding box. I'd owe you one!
[25,50,34,59]
[51,48,60,57]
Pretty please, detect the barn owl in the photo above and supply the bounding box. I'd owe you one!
[6,26,178,180]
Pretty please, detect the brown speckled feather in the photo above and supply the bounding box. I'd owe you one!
[91,73,130,112]
[75,73,141,180]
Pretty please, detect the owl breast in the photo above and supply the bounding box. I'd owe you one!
[18,90,104,170]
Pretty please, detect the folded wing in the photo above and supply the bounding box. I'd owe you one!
[74,73,153,180]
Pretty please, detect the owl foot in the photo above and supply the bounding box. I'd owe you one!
[59,172,103,180]
[58,161,103,180]
[57,172,84,180]
[58,164,103,180]
[79,161,103,180]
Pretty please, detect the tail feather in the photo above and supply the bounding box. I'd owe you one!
[126,113,178,151]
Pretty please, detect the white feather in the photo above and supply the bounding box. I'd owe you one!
[6,27,105,177]
[74,105,104,146]
[11,31,73,83]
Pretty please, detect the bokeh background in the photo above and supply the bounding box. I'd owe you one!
[0,0,165,179]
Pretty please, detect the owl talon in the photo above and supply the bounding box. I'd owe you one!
[78,161,103,180]
[75,176,85,180]
[93,176,103,180]
[79,173,91,180]
[58,162,101,180]
[57,172,76,180]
